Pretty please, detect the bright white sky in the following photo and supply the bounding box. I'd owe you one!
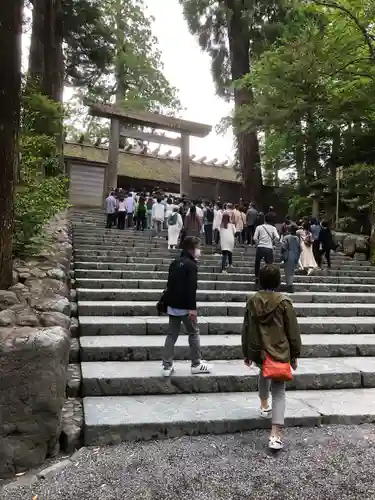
[22,1,235,161]
[144,0,234,161]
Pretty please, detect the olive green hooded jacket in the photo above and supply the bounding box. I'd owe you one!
[242,291,301,364]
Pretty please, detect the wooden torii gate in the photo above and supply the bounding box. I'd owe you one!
[89,103,212,197]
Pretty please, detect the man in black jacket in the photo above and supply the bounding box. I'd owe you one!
[162,236,213,377]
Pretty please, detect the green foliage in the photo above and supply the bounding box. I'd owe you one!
[66,0,181,143]
[14,88,69,257]
[287,194,313,219]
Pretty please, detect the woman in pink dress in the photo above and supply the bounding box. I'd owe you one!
[297,222,317,275]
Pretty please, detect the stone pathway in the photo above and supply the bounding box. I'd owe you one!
[70,209,375,445]
[3,425,375,499]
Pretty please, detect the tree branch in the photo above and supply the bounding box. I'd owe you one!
[311,0,375,63]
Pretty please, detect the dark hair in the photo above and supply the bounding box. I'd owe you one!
[221,212,230,229]
[259,264,281,290]
[311,218,318,225]
[321,219,329,228]
[181,236,200,252]
[216,202,222,210]
[190,205,197,215]
[265,213,273,224]
[157,197,161,203]
[257,212,265,224]
[167,197,172,204]
[109,191,114,196]
[289,223,298,235]
[302,221,310,231]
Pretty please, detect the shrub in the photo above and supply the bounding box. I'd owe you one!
[14,86,69,258]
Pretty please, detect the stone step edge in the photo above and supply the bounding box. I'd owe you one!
[79,333,375,359]
[76,288,375,299]
[76,278,375,288]
[83,388,375,445]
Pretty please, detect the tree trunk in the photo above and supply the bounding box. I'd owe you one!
[225,0,263,207]
[0,0,22,289]
[304,113,318,183]
[107,0,126,192]
[328,127,340,181]
[29,0,64,102]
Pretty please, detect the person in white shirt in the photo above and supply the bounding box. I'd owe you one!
[125,194,135,228]
[117,196,127,230]
[253,213,280,284]
[165,197,177,225]
[220,213,236,273]
[152,197,165,237]
[167,207,183,249]
[213,202,223,246]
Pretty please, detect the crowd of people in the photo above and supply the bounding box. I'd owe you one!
[105,188,338,451]
[105,188,335,289]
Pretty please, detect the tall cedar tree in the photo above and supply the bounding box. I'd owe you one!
[0,0,22,289]
[180,0,285,206]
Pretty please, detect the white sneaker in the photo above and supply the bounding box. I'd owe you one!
[191,361,212,374]
[260,407,272,419]
[161,364,175,377]
[269,436,283,450]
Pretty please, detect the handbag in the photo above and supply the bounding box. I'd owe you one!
[156,290,168,315]
[262,352,293,382]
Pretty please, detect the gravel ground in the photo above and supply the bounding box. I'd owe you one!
[3,425,375,500]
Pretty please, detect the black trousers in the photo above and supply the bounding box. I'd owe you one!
[247,225,256,245]
[317,248,331,268]
[255,247,274,278]
[106,213,116,228]
[214,228,220,245]
[117,211,126,230]
[221,250,233,270]
[204,224,213,245]
[137,215,147,231]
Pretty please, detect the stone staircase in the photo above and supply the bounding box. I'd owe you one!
[71,209,375,446]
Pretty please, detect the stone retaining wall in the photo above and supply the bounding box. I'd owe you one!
[0,211,81,479]
[333,232,369,260]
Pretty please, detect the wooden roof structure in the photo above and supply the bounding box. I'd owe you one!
[64,143,240,184]
[89,104,212,138]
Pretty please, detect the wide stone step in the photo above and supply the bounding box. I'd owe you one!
[80,333,375,361]
[74,269,375,284]
[76,289,375,304]
[77,300,375,317]
[81,357,375,396]
[72,244,353,259]
[73,254,368,269]
[78,315,375,335]
[75,278,375,293]
[83,388,375,445]
[74,262,374,275]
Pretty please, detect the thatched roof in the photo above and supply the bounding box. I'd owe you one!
[89,104,212,138]
[64,142,240,184]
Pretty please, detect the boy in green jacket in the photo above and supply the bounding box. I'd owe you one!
[242,264,301,450]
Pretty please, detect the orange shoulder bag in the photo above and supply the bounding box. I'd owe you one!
[262,352,293,382]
